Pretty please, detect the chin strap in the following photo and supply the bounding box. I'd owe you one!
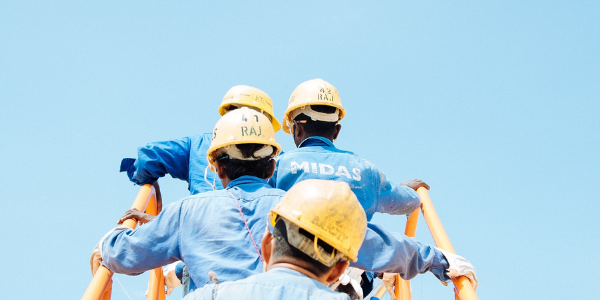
[204,166,217,191]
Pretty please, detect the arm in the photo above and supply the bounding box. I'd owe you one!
[117,208,156,224]
[100,200,183,275]
[350,222,450,282]
[123,137,193,185]
[372,165,421,216]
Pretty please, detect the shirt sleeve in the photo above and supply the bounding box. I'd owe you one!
[129,136,193,185]
[182,284,215,300]
[351,222,450,282]
[369,162,421,215]
[101,201,183,275]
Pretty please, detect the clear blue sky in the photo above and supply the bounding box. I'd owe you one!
[1,1,598,299]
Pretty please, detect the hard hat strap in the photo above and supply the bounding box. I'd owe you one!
[216,145,274,161]
[277,217,344,267]
[203,166,217,191]
[290,106,339,123]
[314,236,336,264]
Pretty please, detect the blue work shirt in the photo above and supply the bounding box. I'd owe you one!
[101,176,283,291]
[120,133,223,194]
[269,137,420,221]
[101,177,450,291]
[183,268,350,300]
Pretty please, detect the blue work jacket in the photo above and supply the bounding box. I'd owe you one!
[101,176,282,291]
[120,133,223,194]
[101,177,450,292]
[183,268,350,300]
[269,137,420,221]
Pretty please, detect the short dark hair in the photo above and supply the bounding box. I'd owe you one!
[216,144,275,180]
[293,105,338,138]
[271,218,334,277]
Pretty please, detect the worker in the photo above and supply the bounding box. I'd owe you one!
[119,85,281,196]
[116,86,280,294]
[268,78,429,296]
[93,107,284,292]
[271,78,426,221]
[92,107,477,297]
[116,85,281,226]
[182,179,368,300]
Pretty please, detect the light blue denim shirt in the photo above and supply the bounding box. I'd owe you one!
[269,136,420,221]
[120,133,223,194]
[182,268,350,300]
[101,176,283,291]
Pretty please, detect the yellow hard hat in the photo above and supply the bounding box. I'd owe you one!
[206,107,281,172]
[282,79,346,134]
[269,179,367,264]
[218,85,281,132]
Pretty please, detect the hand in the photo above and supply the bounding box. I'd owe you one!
[90,226,129,275]
[117,208,156,225]
[378,273,398,299]
[400,179,430,191]
[153,182,163,213]
[437,248,478,291]
[163,261,183,295]
[90,246,102,275]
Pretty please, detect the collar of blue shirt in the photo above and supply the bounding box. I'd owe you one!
[226,175,270,189]
[298,136,334,148]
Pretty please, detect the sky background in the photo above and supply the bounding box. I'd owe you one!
[1,1,599,299]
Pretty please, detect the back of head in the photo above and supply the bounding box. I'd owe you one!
[283,79,346,135]
[206,107,281,179]
[219,85,281,132]
[293,105,339,138]
[268,179,367,274]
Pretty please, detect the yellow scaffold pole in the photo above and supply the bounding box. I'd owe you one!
[82,184,161,300]
[396,208,420,300]
[417,187,478,300]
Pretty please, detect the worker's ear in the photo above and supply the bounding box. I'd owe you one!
[332,124,342,142]
[215,161,226,180]
[266,159,276,180]
[293,121,305,147]
[293,120,304,137]
[325,260,350,283]
[261,226,274,270]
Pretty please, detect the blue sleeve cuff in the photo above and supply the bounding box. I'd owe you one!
[120,158,136,181]
[431,250,451,282]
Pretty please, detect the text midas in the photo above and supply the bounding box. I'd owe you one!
[290,161,361,181]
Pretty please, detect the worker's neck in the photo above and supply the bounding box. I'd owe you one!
[221,177,231,188]
[267,262,327,284]
[296,134,334,147]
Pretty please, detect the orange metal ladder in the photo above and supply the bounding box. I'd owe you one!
[81,184,166,300]
[372,187,478,300]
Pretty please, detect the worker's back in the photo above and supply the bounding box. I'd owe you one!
[185,268,350,300]
[101,176,284,292]
[270,136,420,221]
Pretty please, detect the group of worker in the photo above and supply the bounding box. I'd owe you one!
[90,79,477,300]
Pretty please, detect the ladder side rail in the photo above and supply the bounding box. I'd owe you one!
[416,187,478,300]
[82,184,157,300]
[396,208,420,300]
[371,283,387,300]
[145,188,166,300]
